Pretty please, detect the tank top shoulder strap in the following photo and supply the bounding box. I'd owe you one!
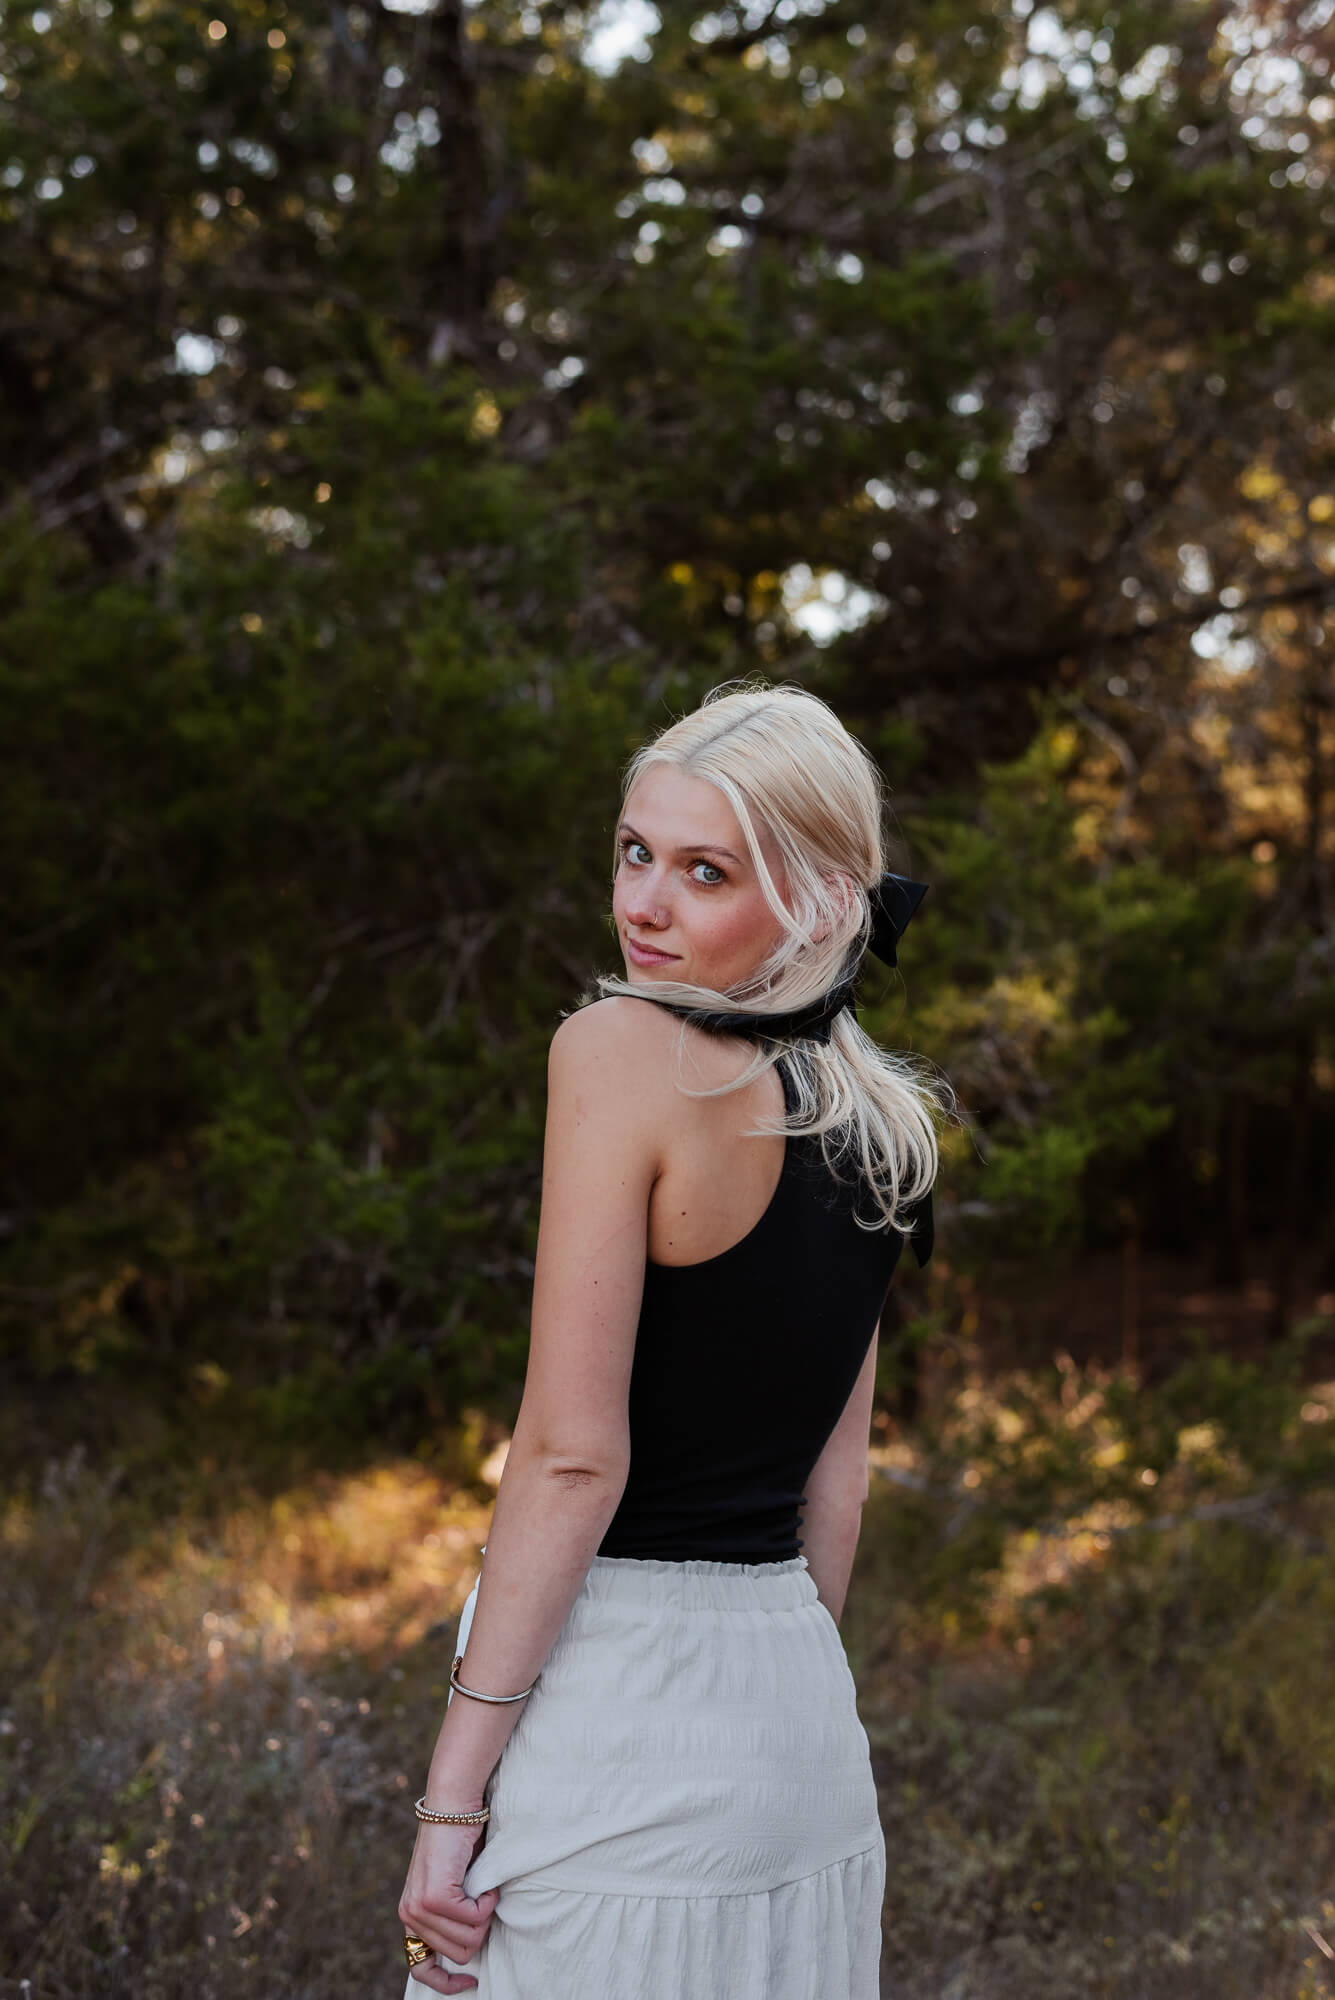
[580,994,932,1264]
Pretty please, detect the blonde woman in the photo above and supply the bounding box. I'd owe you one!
[397,680,953,1999]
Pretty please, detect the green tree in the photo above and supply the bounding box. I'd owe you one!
[3,0,1333,1461]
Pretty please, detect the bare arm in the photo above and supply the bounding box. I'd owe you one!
[797,1319,879,1628]
[399,1005,665,1991]
[417,999,662,1809]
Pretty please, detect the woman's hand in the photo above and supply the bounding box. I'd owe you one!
[398,1820,500,1995]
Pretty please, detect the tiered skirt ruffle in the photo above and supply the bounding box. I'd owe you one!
[401,1552,885,1999]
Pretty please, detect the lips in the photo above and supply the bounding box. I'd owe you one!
[626,937,679,966]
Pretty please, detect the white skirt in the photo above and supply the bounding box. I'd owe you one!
[402,1552,885,1999]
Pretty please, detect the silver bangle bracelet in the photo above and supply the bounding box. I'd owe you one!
[450,1652,540,1704]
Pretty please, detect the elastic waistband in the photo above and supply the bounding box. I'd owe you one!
[576,1551,816,1613]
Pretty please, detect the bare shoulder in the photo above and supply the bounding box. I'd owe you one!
[549,996,760,1129]
[549,994,681,1083]
[544,997,679,1184]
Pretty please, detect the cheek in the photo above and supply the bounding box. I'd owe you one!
[699,893,777,967]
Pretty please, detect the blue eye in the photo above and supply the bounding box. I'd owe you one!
[618,837,726,886]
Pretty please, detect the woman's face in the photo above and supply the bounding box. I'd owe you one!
[611,766,791,992]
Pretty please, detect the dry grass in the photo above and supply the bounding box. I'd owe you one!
[849,1360,1335,1999]
[852,1480,1335,1999]
[2,1447,492,2000]
[3,1364,1334,2000]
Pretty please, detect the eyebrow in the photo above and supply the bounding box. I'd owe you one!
[618,821,744,866]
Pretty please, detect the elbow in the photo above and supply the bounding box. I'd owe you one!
[516,1439,631,1497]
[543,1457,629,1496]
[509,1409,630,1490]
[539,1457,631,1527]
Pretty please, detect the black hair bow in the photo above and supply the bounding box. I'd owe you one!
[866,872,930,972]
[630,871,929,1046]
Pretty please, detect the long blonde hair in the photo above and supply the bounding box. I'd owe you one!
[589,677,957,1239]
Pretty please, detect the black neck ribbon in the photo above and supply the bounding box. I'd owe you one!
[628,871,929,1046]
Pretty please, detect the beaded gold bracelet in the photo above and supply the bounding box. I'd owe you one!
[414,1796,491,1825]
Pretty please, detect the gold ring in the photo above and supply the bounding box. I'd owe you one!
[403,1933,433,1968]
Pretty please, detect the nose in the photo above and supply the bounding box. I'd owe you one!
[623,872,669,931]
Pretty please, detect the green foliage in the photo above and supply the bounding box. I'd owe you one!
[896,712,1257,1256]
[1,372,648,1454]
[853,1332,1335,1655]
[3,0,1335,1465]
[3,17,1334,1988]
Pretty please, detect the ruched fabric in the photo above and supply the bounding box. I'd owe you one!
[402,1553,885,1999]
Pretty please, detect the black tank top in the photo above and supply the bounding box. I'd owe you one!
[598,1038,933,1565]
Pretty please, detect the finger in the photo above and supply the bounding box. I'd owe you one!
[407,1961,479,1995]
[406,1900,495,1945]
[418,1919,489,1959]
[404,1910,494,1960]
[425,1889,499,1928]
[407,1891,499,1942]
[405,1882,499,1920]
[407,1904,495,1952]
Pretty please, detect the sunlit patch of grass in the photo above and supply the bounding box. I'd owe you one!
[5,1347,1334,1998]
[126,1461,491,1670]
[2,1447,492,1998]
